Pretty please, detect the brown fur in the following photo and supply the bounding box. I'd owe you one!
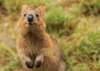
[16,5,65,71]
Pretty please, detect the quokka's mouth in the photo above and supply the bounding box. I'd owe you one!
[28,22,33,25]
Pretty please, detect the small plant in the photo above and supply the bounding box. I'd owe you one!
[45,6,65,33]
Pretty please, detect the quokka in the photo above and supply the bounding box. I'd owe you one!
[16,4,66,71]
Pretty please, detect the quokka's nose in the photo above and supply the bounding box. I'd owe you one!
[27,14,33,23]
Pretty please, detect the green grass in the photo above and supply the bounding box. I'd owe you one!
[0,43,21,71]
[1,0,100,71]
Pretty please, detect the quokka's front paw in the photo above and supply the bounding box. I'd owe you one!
[34,54,44,68]
[35,60,42,68]
[25,59,34,68]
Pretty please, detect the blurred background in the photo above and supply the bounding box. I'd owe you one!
[0,0,100,71]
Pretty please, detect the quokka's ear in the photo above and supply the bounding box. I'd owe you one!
[21,4,29,15]
[36,4,46,16]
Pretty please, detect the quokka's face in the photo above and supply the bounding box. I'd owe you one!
[22,7,39,26]
[18,5,45,33]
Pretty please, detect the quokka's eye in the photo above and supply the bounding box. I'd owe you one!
[35,13,39,18]
[24,13,27,17]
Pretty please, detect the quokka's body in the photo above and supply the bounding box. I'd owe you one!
[16,5,66,71]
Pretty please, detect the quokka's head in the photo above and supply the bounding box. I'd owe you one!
[17,5,46,34]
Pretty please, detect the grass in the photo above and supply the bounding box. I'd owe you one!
[0,43,21,71]
[0,0,100,71]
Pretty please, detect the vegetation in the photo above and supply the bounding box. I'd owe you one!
[0,0,100,71]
